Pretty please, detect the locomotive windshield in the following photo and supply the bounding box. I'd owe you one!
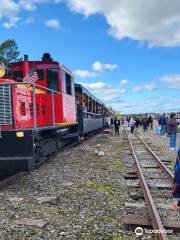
[46,68,59,91]
[13,70,23,80]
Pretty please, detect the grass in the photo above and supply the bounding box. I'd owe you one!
[86,180,112,193]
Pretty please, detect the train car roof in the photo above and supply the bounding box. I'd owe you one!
[75,83,103,105]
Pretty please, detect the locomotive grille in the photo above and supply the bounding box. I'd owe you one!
[0,85,12,125]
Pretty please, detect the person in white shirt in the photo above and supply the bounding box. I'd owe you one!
[129,117,136,133]
[153,117,159,135]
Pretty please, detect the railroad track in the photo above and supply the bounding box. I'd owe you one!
[124,129,180,240]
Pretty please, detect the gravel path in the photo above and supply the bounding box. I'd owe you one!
[138,128,180,171]
[0,133,136,240]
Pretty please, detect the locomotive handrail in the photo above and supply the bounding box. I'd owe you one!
[0,82,60,94]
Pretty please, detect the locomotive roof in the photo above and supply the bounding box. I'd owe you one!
[12,60,59,67]
[12,61,73,75]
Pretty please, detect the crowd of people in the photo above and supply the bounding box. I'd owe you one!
[105,113,180,211]
[106,113,179,152]
[123,113,179,151]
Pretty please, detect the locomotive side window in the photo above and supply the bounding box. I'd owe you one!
[62,70,73,96]
[13,71,23,80]
[66,73,72,95]
[46,68,59,91]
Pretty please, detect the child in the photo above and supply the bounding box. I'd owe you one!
[171,147,180,210]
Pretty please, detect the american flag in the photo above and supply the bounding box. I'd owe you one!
[23,70,38,88]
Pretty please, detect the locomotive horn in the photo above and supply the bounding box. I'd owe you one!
[42,53,53,62]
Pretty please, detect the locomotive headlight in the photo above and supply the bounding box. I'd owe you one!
[16,131,24,138]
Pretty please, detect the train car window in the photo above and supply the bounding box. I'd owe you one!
[37,69,44,81]
[71,77,75,96]
[46,68,59,91]
[13,71,23,80]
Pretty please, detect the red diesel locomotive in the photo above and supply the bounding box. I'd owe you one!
[0,53,110,177]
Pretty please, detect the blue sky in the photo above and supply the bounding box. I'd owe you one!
[1,0,180,114]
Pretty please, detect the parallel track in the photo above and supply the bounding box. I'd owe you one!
[125,129,175,240]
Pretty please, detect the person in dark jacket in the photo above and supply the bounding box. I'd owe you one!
[142,118,148,132]
[114,118,120,135]
[148,115,153,129]
[167,113,177,150]
[159,114,167,136]
[171,148,180,210]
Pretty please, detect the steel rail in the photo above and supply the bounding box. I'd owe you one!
[125,130,168,240]
[135,132,174,180]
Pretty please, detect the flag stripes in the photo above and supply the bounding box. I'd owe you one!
[23,71,38,87]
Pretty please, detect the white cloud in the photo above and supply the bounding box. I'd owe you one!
[74,70,97,78]
[144,83,156,91]
[160,74,180,89]
[116,96,180,114]
[3,1,180,47]
[120,88,126,94]
[19,0,37,11]
[0,0,19,18]
[63,0,180,47]
[132,85,143,92]
[132,83,156,92]
[19,0,62,11]
[92,61,117,72]
[45,18,60,30]
[3,17,20,29]
[75,60,117,78]
[80,81,125,104]
[24,17,34,24]
[120,79,128,86]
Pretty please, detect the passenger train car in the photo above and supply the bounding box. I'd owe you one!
[0,53,111,177]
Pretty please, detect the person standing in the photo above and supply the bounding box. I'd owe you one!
[114,118,120,135]
[105,116,111,129]
[153,117,159,135]
[135,117,140,128]
[148,115,153,129]
[159,113,167,136]
[129,117,136,133]
[142,118,148,132]
[171,148,180,210]
[167,113,177,150]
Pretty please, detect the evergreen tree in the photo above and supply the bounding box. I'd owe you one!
[0,39,20,65]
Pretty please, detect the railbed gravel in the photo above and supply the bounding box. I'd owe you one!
[0,133,139,240]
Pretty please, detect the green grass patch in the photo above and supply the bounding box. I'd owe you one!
[86,180,112,193]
